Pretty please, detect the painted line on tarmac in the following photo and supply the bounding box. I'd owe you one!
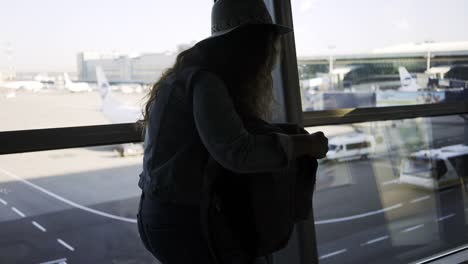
[57,239,74,252]
[32,221,47,232]
[319,249,347,260]
[402,224,424,233]
[0,167,137,224]
[39,258,67,264]
[382,179,399,186]
[437,213,455,222]
[11,207,26,218]
[410,195,430,204]
[361,235,389,246]
[439,189,454,195]
[376,163,394,169]
[315,203,403,224]
[0,198,7,205]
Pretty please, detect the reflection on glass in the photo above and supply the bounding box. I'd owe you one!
[291,0,468,111]
[0,146,147,263]
[308,114,468,263]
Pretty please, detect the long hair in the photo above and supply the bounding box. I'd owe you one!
[140,26,280,130]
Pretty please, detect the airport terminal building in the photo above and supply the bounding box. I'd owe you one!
[77,42,468,87]
[298,42,468,91]
[77,51,177,83]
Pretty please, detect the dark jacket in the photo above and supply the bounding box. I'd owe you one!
[138,67,295,204]
[201,118,317,262]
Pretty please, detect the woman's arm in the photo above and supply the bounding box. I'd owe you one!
[192,71,327,173]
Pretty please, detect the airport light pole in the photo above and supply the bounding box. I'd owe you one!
[4,42,14,81]
[328,45,335,90]
[424,40,435,72]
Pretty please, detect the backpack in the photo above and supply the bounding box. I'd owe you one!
[200,118,318,263]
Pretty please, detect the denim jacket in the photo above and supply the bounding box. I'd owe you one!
[138,67,295,205]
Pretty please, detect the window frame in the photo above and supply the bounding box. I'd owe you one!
[1,1,468,264]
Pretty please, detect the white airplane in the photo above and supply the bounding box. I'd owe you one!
[398,67,421,92]
[301,76,327,92]
[64,73,91,92]
[97,67,142,123]
[0,80,44,92]
[34,74,55,83]
[96,66,143,156]
[118,83,144,94]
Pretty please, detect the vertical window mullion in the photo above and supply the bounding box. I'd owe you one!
[267,1,319,264]
[269,0,304,126]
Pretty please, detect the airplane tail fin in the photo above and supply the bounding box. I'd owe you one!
[398,67,420,91]
[96,66,111,100]
[63,73,72,86]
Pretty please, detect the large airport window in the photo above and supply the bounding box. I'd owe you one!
[0,0,211,131]
[5,1,468,263]
[0,144,146,263]
[307,114,468,263]
[291,0,468,111]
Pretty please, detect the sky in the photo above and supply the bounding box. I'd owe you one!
[0,0,468,72]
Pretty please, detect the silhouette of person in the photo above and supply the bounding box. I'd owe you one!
[136,0,328,263]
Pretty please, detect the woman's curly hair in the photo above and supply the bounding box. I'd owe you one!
[139,26,280,130]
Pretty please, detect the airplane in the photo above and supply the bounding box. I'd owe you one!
[0,80,44,92]
[119,83,143,94]
[63,73,92,92]
[0,80,45,98]
[301,76,328,92]
[34,74,55,85]
[96,66,143,156]
[398,67,421,92]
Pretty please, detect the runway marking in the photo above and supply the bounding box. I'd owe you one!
[57,239,74,251]
[39,258,67,264]
[0,198,7,205]
[11,207,26,218]
[319,249,347,260]
[0,167,137,224]
[437,213,455,222]
[376,163,395,169]
[361,235,389,246]
[402,224,424,233]
[382,179,399,186]
[439,189,454,195]
[315,203,403,224]
[410,195,431,204]
[32,221,47,232]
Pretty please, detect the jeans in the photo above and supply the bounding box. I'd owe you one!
[137,192,214,264]
[137,192,271,264]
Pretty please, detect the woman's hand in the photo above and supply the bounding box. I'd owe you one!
[290,132,329,159]
[308,132,328,159]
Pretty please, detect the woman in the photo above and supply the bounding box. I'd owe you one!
[136,0,328,263]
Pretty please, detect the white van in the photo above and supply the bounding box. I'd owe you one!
[399,144,468,190]
[326,133,376,162]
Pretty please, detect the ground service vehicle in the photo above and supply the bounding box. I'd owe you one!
[326,133,376,162]
[400,144,468,190]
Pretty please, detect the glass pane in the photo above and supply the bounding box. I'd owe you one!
[291,0,468,111]
[0,144,147,263]
[0,0,211,131]
[308,114,468,263]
